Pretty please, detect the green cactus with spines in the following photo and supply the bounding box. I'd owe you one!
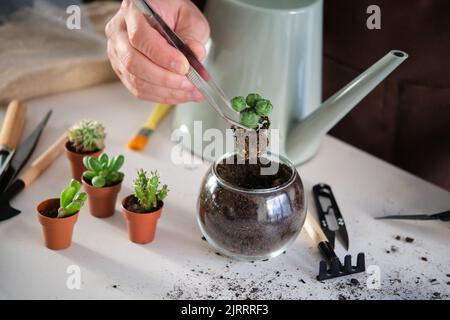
[68,119,105,152]
[133,169,169,212]
[82,153,124,188]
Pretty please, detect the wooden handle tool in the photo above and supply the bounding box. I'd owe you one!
[0,100,27,150]
[304,212,329,245]
[20,134,67,187]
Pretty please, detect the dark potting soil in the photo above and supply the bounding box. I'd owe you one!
[40,207,59,218]
[215,155,293,190]
[199,155,305,257]
[125,195,162,214]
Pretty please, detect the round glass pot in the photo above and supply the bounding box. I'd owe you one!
[197,152,306,261]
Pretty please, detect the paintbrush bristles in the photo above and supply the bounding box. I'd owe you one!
[127,135,149,151]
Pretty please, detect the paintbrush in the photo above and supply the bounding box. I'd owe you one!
[127,103,173,151]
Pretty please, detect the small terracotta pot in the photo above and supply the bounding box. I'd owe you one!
[36,198,78,250]
[82,177,122,218]
[65,140,102,180]
[121,195,162,244]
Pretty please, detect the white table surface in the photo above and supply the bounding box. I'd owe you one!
[0,82,449,300]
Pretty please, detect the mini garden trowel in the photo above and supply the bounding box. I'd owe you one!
[0,134,66,221]
[0,100,27,187]
[0,108,52,195]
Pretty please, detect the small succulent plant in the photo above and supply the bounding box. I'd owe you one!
[58,179,87,218]
[68,119,105,153]
[133,169,169,212]
[231,93,273,129]
[83,153,124,187]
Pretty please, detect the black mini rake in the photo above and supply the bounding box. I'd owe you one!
[304,213,366,281]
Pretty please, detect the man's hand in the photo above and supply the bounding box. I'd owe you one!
[105,0,209,103]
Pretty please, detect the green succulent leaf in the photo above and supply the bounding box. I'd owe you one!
[240,110,260,129]
[83,156,91,170]
[83,170,96,180]
[60,186,76,209]
[58,180,86,218]
[110,155,124,172]
[231,96,247,112]
[255,99,273,116]
[62,192,87,216]
[87,157,102,172]
[98,153,108,165]
[92,176,106,188]
[245,93,262,108]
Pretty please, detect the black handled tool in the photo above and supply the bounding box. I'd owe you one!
[0,101,27,184]
[0,134,66,221]
[0,109,52,195]
[304,213,365,281]
[376,210,450,222]
[312,183,349,250]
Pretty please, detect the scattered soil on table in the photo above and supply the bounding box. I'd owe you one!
[164,257,450,300]
[165,254,450,300]
[405,237,415,243]
[394,235,415,244]
[125,196,162,214]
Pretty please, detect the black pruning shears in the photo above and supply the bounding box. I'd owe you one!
[312,184,349,251]
[376,210,450,222]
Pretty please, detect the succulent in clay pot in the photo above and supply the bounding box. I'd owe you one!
[197,93,306,261]
[36,179,87,250]
[65,119,105,180]
[82,153,124,218]
[121,169,169,244]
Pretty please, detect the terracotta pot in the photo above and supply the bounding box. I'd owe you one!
[82,177,122,218]
[36,198,78,250]
[65,140,102,180]
[121,195,162,244]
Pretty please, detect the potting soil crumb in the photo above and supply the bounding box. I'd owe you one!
[405,237,415,243]
[163,252,450,300]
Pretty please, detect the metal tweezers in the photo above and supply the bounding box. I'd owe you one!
[132,0,247,129]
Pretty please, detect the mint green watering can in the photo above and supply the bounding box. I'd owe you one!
[172,0,407,164]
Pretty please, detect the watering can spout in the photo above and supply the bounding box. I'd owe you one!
[285,50,408,164]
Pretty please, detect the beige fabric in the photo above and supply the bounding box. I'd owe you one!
[0,1,120,104]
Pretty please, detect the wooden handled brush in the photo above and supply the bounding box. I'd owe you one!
[127,103,173,151]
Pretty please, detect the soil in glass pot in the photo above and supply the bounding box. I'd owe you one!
[197,152,306,261]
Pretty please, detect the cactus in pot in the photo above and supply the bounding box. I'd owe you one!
[121,169,169,244]
[65,119,106,180]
